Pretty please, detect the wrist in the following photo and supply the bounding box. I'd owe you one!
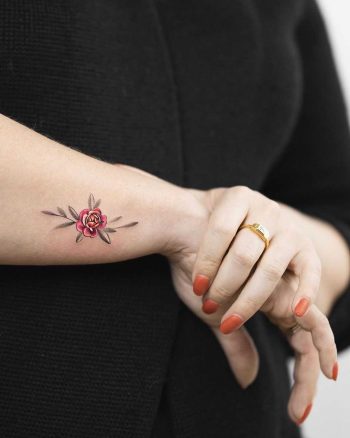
[160,187,209,260]
[110,163,209,260]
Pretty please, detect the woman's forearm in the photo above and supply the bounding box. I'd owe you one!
[0,114,202,265]
[279,202,350,315]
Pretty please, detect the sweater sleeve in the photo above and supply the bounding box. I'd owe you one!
[260,0,350,352]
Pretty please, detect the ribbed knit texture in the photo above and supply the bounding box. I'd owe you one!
[0,1,349,437]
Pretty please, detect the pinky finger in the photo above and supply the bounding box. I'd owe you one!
[295,303,338,380]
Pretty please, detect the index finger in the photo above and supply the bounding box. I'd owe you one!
[192,190,249,295]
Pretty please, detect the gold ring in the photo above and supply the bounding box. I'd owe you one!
[238,222,270,250]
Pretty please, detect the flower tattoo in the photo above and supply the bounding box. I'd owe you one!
[76,207,107,238]
[41,193,138,244]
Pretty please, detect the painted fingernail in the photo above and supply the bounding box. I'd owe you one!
[332,361,339,381]
[193,274,210,296]
[220,314,244,334]
[202,299,219,314]
[294,298,310,317]
[296,403,313,426]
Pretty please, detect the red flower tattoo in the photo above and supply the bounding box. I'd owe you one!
[41,193,138,244]
[76,207,107,237]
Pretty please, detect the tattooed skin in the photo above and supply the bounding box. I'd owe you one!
[42,193,138,244]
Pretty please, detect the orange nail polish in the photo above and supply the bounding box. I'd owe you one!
[296,403,313,425]
[220,314,244,334]
[193,274,210,296]
[294,298,310,317]
[332,361,339,381]
[202,299,219,314]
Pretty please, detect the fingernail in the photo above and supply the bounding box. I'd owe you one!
[296,403,313,425]
[193,274,210,296]
[220,314,244,334]
[202,299,219,314]
[332,361,339,381]
[294,298,310,317]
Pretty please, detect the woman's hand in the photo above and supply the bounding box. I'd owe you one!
[115,164,340,425]
[117,164,262,389]
[183,185,338,425]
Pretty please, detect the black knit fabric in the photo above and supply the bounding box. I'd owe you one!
[0,1,349,437]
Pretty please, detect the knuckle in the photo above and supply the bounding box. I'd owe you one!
[231,245,257,268]
[240,295,259,315]
[261,292,276,313]
[211,221,233,238]
[232,185,251,198]
[211,284,234,301]
[209,215,233,241]
[261,261,284,282]
[200,253,220,273]
[317,313,331,332]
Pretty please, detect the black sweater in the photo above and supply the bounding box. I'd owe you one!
[0,1,350,437]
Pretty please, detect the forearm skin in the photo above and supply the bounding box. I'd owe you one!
[0,114,202,265]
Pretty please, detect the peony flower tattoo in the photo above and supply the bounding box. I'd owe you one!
[76,207,107,238]
[41,193,138,244]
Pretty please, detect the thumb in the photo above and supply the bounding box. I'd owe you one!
[211,325,260,389]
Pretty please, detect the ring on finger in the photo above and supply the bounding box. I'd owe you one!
[238,222,270,250]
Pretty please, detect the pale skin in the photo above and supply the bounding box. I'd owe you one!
[0,114,349,425]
